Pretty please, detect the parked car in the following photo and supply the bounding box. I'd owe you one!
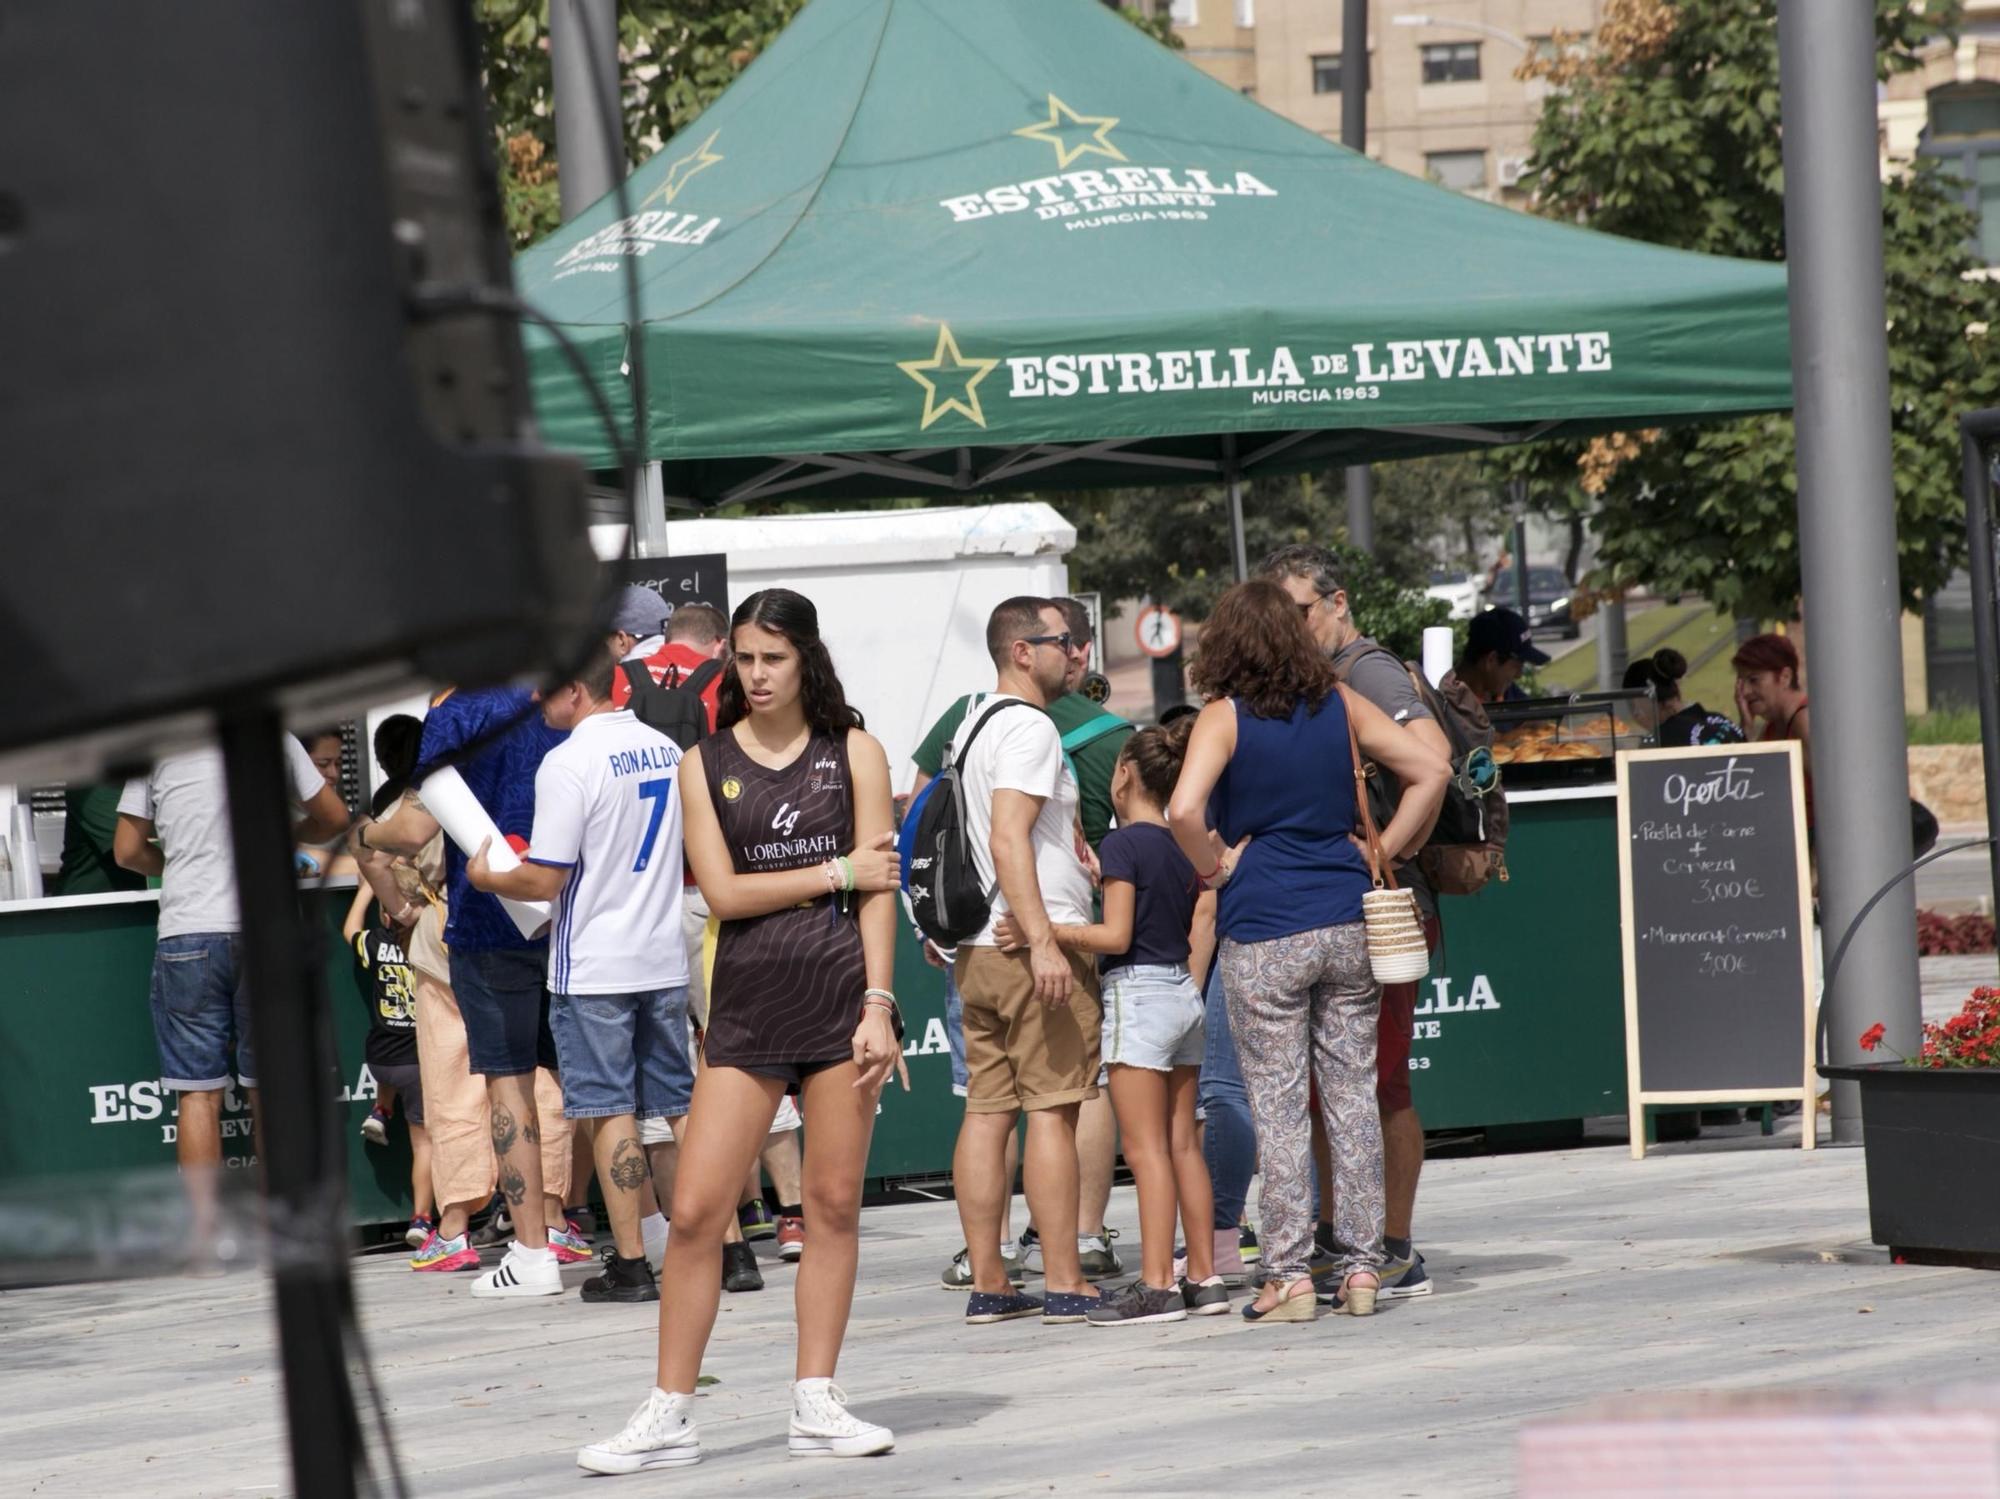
[1485,565,1580,639]
[1425,569,1483,621]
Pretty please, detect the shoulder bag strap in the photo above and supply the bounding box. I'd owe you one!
[684,658,724,696]
[1336,685,1393,891]
[949,696,1028,769]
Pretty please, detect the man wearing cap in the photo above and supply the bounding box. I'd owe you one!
[1260,544,1454,1302]
[1456,607,1550,705]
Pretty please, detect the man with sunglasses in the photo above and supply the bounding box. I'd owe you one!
[1259,545,1451,1302]
[940,597,1104,1326]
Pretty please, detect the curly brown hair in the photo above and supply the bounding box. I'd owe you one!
[1189,580,1338,720]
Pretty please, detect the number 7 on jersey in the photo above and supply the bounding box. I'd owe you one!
[634,777,674,872]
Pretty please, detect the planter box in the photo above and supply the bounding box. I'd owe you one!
[1821,1063,2000,1266]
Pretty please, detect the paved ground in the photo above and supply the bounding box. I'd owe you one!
[7,1106,2000,1499]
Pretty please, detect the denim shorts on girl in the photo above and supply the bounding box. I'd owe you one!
[1100,963,1205,1071]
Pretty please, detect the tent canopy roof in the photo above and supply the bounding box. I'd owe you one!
[516,0,1791,502]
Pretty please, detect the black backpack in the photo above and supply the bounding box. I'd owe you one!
[904,697,1029,948]
[622,658,722,751]
[1335,645,1509,895]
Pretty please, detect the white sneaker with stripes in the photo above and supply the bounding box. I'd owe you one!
[469,1242,562,1299]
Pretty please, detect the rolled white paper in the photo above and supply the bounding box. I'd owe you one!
[419,766,550,939]
[9,807,42,900]
[1422,626,1455,689]
[588,523,631,562]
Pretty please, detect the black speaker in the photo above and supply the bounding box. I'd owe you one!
[0,1,599,779]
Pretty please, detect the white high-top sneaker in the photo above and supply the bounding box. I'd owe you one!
[788,1378,894,1458]
[468,1242,562,1299]
[577,1388,701,1474]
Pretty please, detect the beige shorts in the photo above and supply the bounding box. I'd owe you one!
[954,944,1102,1114]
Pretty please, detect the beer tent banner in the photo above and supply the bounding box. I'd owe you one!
[515,0,1792,502]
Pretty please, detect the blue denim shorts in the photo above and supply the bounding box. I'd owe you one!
[550,987,695,1120]
[149,933,254,1091]
[1101,963,1205,1071]
[452,945,558,1078]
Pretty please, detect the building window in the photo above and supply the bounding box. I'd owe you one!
[1420,41,1481,84]
[1234,0,1254,26]
[1311,54,1342,94]
[1921,85,2000,266]
[1426,149,1487,192]
[1169,0,1197,25]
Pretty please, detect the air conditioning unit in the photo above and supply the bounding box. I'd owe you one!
[1497,154,1529,189]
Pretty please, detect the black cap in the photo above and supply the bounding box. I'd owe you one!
[1467,607,1551,665]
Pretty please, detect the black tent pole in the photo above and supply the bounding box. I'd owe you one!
[218,703,363,1499]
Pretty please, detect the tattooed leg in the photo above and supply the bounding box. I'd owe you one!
[594,1114,651,1259]
[485,1072,548,1249]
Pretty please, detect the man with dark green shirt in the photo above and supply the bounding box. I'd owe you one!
[913,597,1132,1288]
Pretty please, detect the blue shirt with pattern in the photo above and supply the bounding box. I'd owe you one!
[416,686,567,952]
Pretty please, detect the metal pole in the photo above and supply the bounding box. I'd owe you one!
[1509,491,1531,620]
[550,0,624,221]
[218,705,362,1499]
[1958,416,2000,925]
[1341,0,1376,555]
[1344,465,1376,556]
[1228,474,1250,582]
[1778,1,1921,1143]
[1596,591,1629,690]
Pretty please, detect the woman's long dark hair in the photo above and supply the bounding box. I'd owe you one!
[1189,580,1338,719]
[369,713,425,816]
[716,588,865,736]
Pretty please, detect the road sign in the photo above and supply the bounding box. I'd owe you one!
[1135,604,1182,659]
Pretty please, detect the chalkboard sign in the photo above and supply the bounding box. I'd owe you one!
[606,552,730,618]
[1615,741,1817,1159]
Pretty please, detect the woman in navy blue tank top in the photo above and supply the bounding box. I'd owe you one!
[1168,581,1447,1323]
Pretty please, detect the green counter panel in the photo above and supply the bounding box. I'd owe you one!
[0,891,965,1227]
[0,795,1623,1229]
[1412,793,1628,1129]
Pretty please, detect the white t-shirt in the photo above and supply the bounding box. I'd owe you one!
[527,709,689,995]
[951,693,1094,947]
[116,737,326,939]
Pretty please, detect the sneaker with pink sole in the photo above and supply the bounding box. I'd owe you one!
[410,1231,480,1273]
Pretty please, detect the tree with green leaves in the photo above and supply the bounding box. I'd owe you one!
[1064,472,1449,658]
[1503,0,2000,621]
[477,1,1179,248]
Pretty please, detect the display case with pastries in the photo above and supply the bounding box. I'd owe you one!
[1487,689,1656,786]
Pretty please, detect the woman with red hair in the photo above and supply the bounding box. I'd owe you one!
[1732,633,1812,826]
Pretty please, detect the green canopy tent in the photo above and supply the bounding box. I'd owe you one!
[515,0,1790,510]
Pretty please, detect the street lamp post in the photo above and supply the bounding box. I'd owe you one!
[1343,0,1375,557]
[1389,13,1533,53]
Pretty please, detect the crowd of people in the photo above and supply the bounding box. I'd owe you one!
[107,550,1837,1473]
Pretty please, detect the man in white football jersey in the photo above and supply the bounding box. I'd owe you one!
[470,646,692,1302]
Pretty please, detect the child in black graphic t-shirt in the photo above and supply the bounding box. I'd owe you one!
[342,887,434,1248]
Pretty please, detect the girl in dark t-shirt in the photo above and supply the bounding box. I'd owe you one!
[579,589,904,1474]
[994,718,1225,1325]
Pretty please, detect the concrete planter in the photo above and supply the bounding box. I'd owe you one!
[1821,1062,2000,1267]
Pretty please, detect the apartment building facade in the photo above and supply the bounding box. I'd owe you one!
[1163,0,1602,201]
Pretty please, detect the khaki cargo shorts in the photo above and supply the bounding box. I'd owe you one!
[953,944,1102,1114]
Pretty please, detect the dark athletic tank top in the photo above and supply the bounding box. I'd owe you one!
[700,726,865,1068]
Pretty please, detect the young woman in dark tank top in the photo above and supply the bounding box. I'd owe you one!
[586,588,904,1470]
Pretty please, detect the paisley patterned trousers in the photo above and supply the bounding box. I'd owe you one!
[1219,921,1385,1284]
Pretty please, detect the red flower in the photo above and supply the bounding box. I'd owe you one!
[1859,1023,1887,1052]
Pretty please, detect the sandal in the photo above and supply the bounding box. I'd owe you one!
[1333,1270,1380,1317]
[1240,1276,1317,1323]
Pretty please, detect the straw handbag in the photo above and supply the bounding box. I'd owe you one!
[1338,686,1432,985]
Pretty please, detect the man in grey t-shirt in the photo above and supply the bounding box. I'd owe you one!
[115,738,349,1202]
[1261,545,1449,1301]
